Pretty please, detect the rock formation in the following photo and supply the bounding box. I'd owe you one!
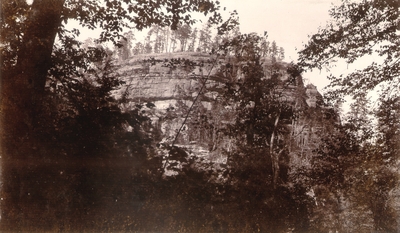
[112,52,333,174]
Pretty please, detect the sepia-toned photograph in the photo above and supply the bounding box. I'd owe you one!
[0,0,399,232]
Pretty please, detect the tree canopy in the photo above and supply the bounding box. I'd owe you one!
[1,0,223,87]
[0,0,224,151]
[299,1,400,231]
[298,0,400,100]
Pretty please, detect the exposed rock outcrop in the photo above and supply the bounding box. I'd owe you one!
[113,52,330,174]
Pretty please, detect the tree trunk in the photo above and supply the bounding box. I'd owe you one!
[270,112,281,189]
[17,0,64,92]
[1,2,65,228]
[2,0,64,152]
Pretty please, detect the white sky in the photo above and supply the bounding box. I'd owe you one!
[72,0,345,94]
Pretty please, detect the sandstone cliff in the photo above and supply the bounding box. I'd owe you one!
[112,52,329,173]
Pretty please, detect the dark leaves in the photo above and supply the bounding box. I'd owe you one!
[298,0,400,98]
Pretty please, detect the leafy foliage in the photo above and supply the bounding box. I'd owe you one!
[298,2,400,230]
[206,33,311,230]
[376,96,400,161]
[1,0,224,112]
[298,0,400,99]
[305,99,399,232]
[0,1,225,231]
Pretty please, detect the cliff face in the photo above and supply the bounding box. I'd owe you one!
[114,53,322,106]
[113,52,328,168]
[114,53,223,108]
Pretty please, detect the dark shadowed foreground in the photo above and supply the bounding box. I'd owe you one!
[0,155,309,232]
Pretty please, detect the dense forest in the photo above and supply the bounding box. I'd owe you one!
[0,0,399,232]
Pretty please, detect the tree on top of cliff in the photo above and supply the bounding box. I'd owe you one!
[175,23,192,52]
[298,0,400,100]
